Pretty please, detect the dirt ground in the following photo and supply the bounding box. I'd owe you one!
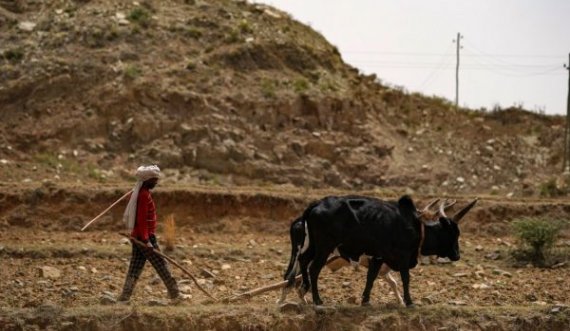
[1,186,569,330]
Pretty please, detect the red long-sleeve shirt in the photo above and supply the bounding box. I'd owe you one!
[131,188,157,242]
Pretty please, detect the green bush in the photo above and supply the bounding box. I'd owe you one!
[238,20,253,34]
[225,29,241,43]
[539,178,563,197]
[512,217,562,266]
[261,79,276,98]
[293,78,309,93]
[3,48,24,62]
[124,65,141,80]
[128,8,151,28]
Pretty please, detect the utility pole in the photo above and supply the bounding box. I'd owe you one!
[562,54,570,174]
[453,33,463,111]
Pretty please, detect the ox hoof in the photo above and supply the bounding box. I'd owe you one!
[406,303,416,309]
[361,301,371,307]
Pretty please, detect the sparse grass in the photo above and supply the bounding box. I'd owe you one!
[225,29,241,43]
[34,152,81,173]
[185,27,203,39]
[293,78,309,93]
[318,79,338,92]
[128,7,152,28]
[539,178,564,197]
[86,26,118,48]
[163,214,177,252]
[87,164,106,182]
[3,48,24,63]
[261,78,276,98]
[107,25,120,41]
[238,19,253,34]
[186,60,197,71]
[124,65,142,80]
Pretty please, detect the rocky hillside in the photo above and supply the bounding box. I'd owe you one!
[0,0,567,197]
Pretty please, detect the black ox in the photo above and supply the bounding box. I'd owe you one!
[285,195,477,307]
[280,198,456,306]
[280,215,403,306]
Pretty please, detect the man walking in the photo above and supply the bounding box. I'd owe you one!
[118,165,180,302]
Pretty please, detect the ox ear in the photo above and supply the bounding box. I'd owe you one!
[398,195,415,208]
[398,195,417,217]
[451,198,478,223]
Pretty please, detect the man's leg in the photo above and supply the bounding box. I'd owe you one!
[118,243,147,301]
[144,244,179,299]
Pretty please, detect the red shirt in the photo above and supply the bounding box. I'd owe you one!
[130,188,157,242]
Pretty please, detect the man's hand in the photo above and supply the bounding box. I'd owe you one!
[149,234,160,251]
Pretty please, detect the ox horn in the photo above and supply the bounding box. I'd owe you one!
[421,198,440,213]
[437,199,456,218]
[451,198,478,223]
[438,201,448,218]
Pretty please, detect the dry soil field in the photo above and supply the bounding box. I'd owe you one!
[0,185,569,330]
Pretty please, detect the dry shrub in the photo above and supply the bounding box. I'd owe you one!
[163,214,176,252]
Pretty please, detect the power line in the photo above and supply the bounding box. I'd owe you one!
[349,60,560,68]
[417,43,454,90]
[343,50,562,59]
[461,48,563,76]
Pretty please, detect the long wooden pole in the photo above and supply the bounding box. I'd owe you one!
[119,233,217,301]
[225,256,356,302]
[81,190,132,231]
[225,275,302,302]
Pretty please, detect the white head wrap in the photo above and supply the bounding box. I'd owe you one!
[123,165,161,231]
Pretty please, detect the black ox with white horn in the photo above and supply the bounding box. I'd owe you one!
[280,197,458,306]
[288,195,477,307]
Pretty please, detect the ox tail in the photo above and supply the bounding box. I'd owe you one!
[285,220,312,284]
[283,200,320,283]
[284,217,303,281]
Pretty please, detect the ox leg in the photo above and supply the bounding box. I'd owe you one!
[382,270,404,307]
[308,253,329,306]
[279,276,304,304]
[278,283,292,304]
[298,253,312,298]
[361,257,382,306]
[400,268,414,307]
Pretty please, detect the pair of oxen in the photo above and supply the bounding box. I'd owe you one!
[279,195,478,307]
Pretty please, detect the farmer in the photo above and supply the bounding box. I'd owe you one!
[118,165,180,302]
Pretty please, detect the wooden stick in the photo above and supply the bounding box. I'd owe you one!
[119,233,217,301]
[226,256,365,302]
[225,275,302,302]
[81,190,133,231]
